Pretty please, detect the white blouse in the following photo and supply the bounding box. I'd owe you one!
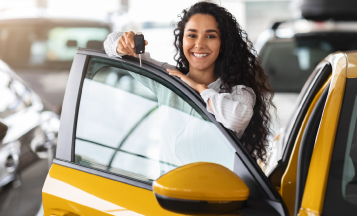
[104,32,256,139]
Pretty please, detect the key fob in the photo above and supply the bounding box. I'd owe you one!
[134,33,145,54]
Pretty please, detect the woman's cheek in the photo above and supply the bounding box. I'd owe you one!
[182,40,191,59]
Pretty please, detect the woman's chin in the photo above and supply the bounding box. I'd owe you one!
[190,64,214,72]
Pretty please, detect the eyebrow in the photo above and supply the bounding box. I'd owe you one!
[186,29,219,34]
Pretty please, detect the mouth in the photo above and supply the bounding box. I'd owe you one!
[192,52,209,58]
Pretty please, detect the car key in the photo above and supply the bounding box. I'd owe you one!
[134,32,145,67]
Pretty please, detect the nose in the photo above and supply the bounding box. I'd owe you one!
[195,36,205,49]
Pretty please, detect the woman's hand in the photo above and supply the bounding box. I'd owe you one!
[167,69,214,113]
[167,69,208,94]
[116,31,148,57]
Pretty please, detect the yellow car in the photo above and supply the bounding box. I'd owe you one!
[42,49,357,216]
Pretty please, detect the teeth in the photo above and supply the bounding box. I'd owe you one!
[193,53,208,58]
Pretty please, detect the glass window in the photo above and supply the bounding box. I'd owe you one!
[323,78,357,215]
[260,33,357,92]
[0,24,109,70]
[74,57,235,183]
[260,40,331,93]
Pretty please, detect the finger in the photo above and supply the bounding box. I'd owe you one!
[166,69,183,75]
[168,71,183,78]
[128,31,136,48]
[125,32,136,55]
[145,40,148,46]
[166,68,181,73]
[123,34,135,56]
[118,40,133,56]
[117,43,127,55]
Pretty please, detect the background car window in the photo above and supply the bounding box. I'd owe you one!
[74,57,235,183]
[260,40,331,93]
[323,78,357,215]
[260,33,357,92]
[0,25,109,69]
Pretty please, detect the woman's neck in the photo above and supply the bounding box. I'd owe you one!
[189,68,218,86]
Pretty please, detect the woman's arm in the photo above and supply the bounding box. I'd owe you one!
[103,31,176,70]
[167,69,255,138]
[104,31,178,95]
[200,86,255,138]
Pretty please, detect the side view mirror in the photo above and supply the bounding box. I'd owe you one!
[153,162,249,215]
[0,120,8,141]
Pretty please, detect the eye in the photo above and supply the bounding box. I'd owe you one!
[207,35,216,39]
[187,34,196,38]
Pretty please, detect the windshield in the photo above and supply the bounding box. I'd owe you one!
[0,24,110,70]
[260,32,357,92]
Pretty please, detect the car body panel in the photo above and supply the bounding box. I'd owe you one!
[279,74,331,216]
[299,53,347,214]
[42,164,180,216]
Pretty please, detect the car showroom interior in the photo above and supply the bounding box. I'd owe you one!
[1,0,357,215]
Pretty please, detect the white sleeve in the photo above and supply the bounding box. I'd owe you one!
[103,31,176,70]
[200,86,256,138]
[104,31,124,58]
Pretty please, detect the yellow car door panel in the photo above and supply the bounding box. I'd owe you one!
[43,164,178,216]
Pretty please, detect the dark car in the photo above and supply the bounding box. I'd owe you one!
[0,8,112,112]
[255,19,357,133]
[256,0,357,132]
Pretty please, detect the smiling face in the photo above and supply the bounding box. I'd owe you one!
[183,14,221,74]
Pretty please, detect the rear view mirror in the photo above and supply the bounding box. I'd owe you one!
[153,162,249,215]
[0,120,8,141]
[86,40,103,50]
[66,40,78,47]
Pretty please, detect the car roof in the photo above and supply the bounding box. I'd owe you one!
[0,8,111,26]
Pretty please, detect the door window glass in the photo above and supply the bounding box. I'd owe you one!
[74,57,235,183]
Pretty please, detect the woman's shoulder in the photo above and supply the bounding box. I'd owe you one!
[211,79,255,97]
[231,85,256,106]
[232,85,255,95]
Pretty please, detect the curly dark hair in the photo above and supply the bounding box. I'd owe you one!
[173,1,274,162]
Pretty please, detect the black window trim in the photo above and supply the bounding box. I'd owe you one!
[53,158,152,190]
[282,62,332,161]
[55,48,286,209]
[268,61,332,187]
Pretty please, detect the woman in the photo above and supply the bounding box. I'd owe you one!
[104,2,274,163]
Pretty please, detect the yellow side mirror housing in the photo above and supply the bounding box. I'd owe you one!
[153,162,249,215]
